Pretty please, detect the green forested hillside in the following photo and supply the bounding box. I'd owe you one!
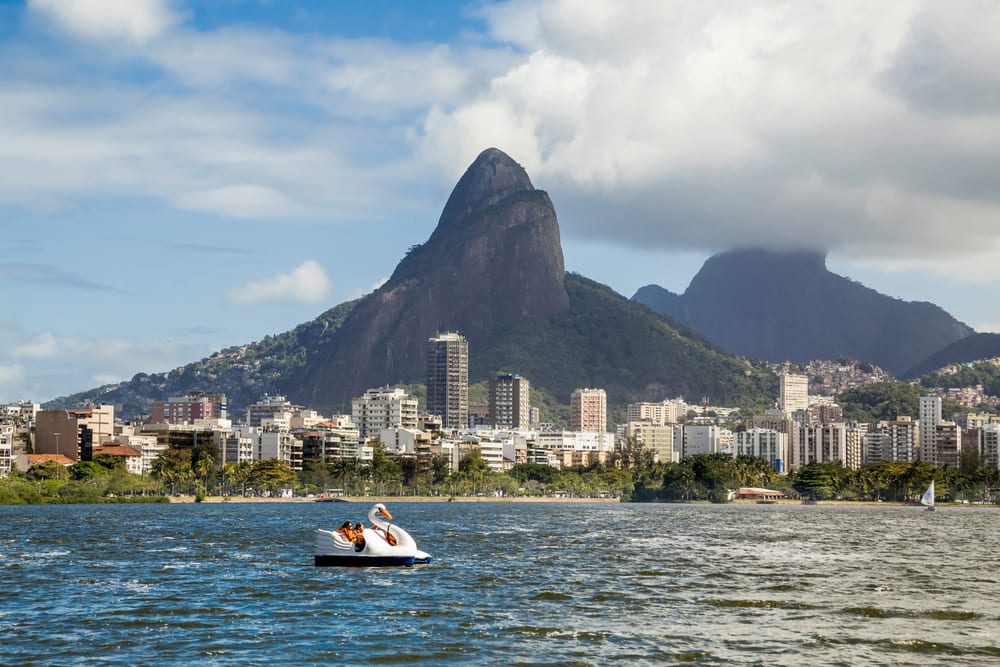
[838,381,965,422]
[48,274,778,418]
[46,299,360,416]
[472,273,777,411]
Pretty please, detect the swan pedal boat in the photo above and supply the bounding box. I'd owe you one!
[315,503,431,567]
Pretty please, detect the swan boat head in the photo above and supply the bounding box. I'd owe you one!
[368,503,393,527]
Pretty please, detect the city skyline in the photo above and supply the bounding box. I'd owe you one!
[4,1,1000,403]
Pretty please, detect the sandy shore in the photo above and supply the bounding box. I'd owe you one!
[169,495,621,504]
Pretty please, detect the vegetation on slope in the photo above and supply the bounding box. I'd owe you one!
[45,299,360,416]
[472,273,778,412]
[837,381,965,423]
[919,361,1000,397]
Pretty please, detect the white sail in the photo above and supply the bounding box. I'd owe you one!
[920,480,935,507]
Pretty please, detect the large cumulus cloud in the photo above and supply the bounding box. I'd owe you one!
[10,0,1000,269]
[422,0,1000,266]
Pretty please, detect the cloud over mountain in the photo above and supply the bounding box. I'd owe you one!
[29,0,181,43]
[225,260,332,306]
[8,1,999,278]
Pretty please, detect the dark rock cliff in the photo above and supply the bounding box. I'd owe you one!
[903,332,1000,379]
[51,149,778,418]
[632,248,973,376]
[289,148,570,408]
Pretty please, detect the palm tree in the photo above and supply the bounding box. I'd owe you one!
[194,453,215,496]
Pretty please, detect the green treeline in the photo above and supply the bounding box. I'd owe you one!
[631,453,1000,504]
[6,440,999,505]
[920,361,1000,395]
[838,382,966,423]
[0,456,166,504]
[0,443,637,504]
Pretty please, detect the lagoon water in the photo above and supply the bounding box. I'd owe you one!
[1,501,998,666]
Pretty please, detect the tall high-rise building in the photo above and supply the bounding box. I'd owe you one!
[426,332,469,430]
[779,374,809,414]
[979,424,1000,469]
[933,421,961,468]
[571,388,606,433]
[919,395,942,461]
[488,374,530,429]
[875,416,919,462]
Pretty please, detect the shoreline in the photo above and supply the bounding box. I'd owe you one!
[166,496,996,507]
[168,495,622,504]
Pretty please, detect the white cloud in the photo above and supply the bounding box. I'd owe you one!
[419,0,1000,271]
[1,331,211,402]
[12,332,199,362]
[350,276,389,299]
[12,332,60,359]
[174,184,308,219]
[7,0,1000,284]
[0,365,25,390]
[29,0,181,43]
[226,260,333,306]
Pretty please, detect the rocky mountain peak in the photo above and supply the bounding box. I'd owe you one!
[633,247,972,375]
[291,147,569,407]
[434,147,535,234]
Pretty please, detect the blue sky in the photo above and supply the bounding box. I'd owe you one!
[3,0,1000,403]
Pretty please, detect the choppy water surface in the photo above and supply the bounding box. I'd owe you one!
[1,502,998,665]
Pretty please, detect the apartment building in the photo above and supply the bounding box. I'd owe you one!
[351,387,418,442]
[488,374,531,430]
[570,388,606,433]
[426,332,469,430]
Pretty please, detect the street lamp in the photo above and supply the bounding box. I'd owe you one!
[53,432,60,457]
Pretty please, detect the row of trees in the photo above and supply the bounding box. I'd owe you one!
[0,441,638,504]
[629,452,1000,503]
[5,437,997,505]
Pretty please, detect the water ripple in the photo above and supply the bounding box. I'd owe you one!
[1,502,998,665]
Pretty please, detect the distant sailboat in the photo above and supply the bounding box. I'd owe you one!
[920,480,936,512]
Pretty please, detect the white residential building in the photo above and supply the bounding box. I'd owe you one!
[2,401,40,424]
[537,430,615,453]
[797,423,852,468]
[234,426,303,470]
[779,374,809,415]
[380,427,432,456]
[682,425,723,457]
[214,431,255,466]
[874,417,919,462]
[0,424,13,475]
[979,424,1000,469]
[117,434,167,475]
[735,428,788,472]
[352,387,419,443]
[245,394,297,428]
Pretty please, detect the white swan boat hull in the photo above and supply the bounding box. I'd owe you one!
[314,503,431,567]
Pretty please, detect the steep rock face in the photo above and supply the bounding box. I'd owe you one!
[632,248,973,376]
[632,284,683,322]
[904,332,1000,379]
[290,148,569,408]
